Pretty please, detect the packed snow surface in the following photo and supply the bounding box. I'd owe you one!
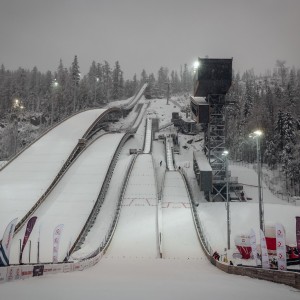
[0,109,106,234]
[1,95,300,298]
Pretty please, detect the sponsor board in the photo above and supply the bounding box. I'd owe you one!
[63,264,72,273]
[0,267,7,283]
[7,266,22,281]
[33,265,44,277]
[21,265,33,279]
[51,264,63,274]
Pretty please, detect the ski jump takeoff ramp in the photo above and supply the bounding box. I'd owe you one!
[0,109,107,236]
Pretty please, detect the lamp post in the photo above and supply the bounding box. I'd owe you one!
[222,149,230,250]
[193,60,200,72]
[51,79,59,126]
[12,99,24,155]
[164,82,171,105]
[249,130,264,233]
[94,77,99,105]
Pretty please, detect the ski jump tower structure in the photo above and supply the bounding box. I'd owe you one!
[190,58,233,201]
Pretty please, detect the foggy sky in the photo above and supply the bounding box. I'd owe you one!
[1,0,300,79]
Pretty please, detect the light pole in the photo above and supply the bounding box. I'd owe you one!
[94,77,99,105]
[222,149,230,250]
[164,82,171,105]
[51,79,59,126]
[12,99,24,155]
[249,130,264,233]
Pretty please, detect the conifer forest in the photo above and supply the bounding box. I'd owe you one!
[0,57,299,196]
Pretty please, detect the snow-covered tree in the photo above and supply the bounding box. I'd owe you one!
[70,55,80,111]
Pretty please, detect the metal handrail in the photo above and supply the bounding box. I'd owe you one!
[178,169,213,256]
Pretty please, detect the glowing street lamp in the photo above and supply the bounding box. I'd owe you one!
[193,60,200,72]
[222,149,230,250]
[95,77,99,104]
[51,79,59,125]
[249,129,264,233]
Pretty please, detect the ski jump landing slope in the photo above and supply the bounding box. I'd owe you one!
[161,171,204,259]
[0,109,106,236]
[9,133,125,264]
[105,154,159,258]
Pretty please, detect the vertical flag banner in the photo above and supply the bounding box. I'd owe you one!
[20,216,38,263]
[296,217,300,251]
[275,223,287,271]
[250,229,258,265]
[0,218,18,266]
[53,224,64,263]
[260,229,270,269]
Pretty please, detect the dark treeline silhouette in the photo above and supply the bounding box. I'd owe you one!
[0,57,194,160]
[226,60,300,196]
[1,56,299,196]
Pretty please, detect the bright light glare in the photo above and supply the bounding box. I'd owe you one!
[193,60,200,70]
[254,130,263,136]
[222,150,229,156]
[249,129,263,139]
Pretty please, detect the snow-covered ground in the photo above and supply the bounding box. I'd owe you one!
[161,171,203,259]
[0,109,107,233]
[105,154,158,258]
[9,133,125,264]
[1,95,300,298]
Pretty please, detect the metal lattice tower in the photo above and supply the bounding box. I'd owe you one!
[191,57,233,201]
[205,95,227,201]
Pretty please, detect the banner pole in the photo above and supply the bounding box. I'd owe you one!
[19,239,22,264]
[37,240,40,264]
[29,240,31,263]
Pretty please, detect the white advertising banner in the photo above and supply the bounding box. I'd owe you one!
[53,224,64,263]
[250,229,258,265]
[275,223,287,271]
[260,229,270,269]
[0,218,18,266]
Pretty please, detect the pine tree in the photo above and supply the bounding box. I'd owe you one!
[112,61,121,100]
[285,68,297,111]
[264,140,277,168]
[103,61,111,103]
[157,67,169,97]
[140,69,147,84]
[275,110,285,152]
[243,79,254,119]
[276,60,288,87]
[71,55,80,111]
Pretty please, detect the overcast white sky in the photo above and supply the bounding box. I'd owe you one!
[0,0,300,79]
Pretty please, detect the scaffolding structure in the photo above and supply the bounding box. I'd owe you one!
[191,58,233,201]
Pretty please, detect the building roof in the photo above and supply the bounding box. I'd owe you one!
[193,151,212,172]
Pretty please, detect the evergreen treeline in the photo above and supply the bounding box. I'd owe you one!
[226,60,300,196]
[0,56,194,160]
[2,56,299,195]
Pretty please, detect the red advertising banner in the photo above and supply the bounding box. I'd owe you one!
[276,223,287,271]
[20,216,37,263]
[296,217,300,250]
